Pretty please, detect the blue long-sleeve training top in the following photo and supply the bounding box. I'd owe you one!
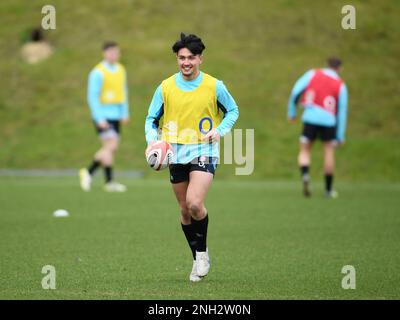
[145,71,239,164]
[87,61,130,123]
[288,68,348,142]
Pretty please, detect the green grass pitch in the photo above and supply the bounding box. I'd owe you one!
[1,176,399,299]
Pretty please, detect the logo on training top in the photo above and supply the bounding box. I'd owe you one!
[105,91,115,100]
[163,121,178,138]
[198,156,206,168]
[300,70,343,115]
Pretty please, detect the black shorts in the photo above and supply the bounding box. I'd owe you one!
[94,120,121,139]
[169,156,218,184]
[301,123,336,143]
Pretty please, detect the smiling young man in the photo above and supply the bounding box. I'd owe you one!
[145,33,239,282]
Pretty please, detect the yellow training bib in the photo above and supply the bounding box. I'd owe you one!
[161,73,222,144]
[95,62,126,104]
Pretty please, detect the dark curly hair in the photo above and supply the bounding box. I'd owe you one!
[172,33,205,55]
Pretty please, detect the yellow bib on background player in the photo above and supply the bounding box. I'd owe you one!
[161,73,223,144]
[95,62,126,104]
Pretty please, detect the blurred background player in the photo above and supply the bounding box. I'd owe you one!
[145,33,239,281]
[288,57,348,198]
[20,27,53,64]
[80,41,130,192]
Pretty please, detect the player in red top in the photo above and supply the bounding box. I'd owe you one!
[288,57,348,198]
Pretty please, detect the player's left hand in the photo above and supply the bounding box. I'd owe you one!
[121,118,129,125]
[201,129,220,143]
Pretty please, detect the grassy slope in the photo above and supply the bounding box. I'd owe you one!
[0,0,399,181]
[0,177,399,299]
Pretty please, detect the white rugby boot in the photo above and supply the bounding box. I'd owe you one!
[189,260,202,282]
[326,190,339,199]
[196,248,210,277]
[104,181,127,192]
[79,168,92,192]
[303,179,311,197]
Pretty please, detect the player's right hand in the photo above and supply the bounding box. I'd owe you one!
[288,117,297,123]
[145,141,158,157]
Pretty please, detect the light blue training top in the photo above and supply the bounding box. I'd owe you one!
[87,61,130,124]
[145,71,239,164]
[287,68,348,142]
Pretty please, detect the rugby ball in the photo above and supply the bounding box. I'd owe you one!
[145,140,174,171]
